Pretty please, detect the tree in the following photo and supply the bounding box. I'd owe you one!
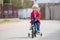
[17,0,33,8]
[11,0,18,6]
[3,0,33,8]
[3,0,10,3]
[23,0,33,8]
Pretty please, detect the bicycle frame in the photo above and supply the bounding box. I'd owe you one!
[31,21,37,38]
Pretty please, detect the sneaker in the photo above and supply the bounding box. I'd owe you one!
[36,31,40,34]
[37,31,40,33]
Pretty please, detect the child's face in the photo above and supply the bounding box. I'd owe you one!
[32,7,38,11]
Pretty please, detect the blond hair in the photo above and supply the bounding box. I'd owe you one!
[32,4,40,11]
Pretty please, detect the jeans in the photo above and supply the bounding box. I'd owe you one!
[36,22,40,32]
[30,22,40,32]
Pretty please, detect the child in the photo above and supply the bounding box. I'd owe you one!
[30,4,41,33]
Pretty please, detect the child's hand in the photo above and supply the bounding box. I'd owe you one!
[32,18,37,22]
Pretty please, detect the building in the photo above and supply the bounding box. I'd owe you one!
[33,0,60,20]
[45,3,60,20]
[17,0,60,20]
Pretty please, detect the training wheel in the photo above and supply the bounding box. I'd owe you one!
[28,33,30,37]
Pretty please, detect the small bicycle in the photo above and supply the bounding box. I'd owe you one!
[28,20,42,38]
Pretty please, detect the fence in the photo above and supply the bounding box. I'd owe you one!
[0,4,18,18]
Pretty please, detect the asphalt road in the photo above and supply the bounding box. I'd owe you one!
[0,20,60,40]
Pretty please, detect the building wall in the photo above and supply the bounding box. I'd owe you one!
[45,4,60,20]
[18,8,32,19]
[39,4,45,19]
[45,5,50,20]
[50,5,60,20]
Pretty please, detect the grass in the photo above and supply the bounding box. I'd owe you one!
[0,18,20,24]
[2,18,10,23]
